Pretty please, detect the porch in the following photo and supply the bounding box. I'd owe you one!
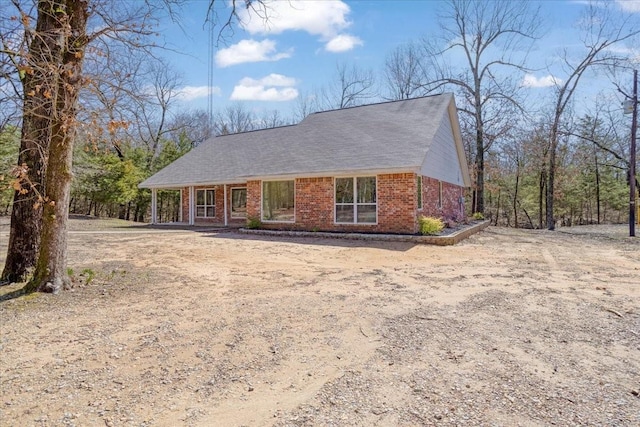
[149,183,247,227]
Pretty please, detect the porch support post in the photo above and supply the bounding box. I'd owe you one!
[151,188,158,224]
[179,189,183,223]
[223,184,228,226]
[188,186,195,225]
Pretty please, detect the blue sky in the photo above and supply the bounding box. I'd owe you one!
[157,0,640,120]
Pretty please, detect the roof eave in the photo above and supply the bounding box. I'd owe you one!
[241,167,421,181]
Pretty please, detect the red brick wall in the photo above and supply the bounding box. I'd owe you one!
[246,180,261,222]
[419,176,464,222]
[180,174,465,232]
[181,184,248,225]
[295,177,334,227]
[377,173,419,234]
[255,174,419,234]
[181,187,189,222]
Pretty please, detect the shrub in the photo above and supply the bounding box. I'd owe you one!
[472,212,484,220]
[419,215,445,235]
[246,217,261,229]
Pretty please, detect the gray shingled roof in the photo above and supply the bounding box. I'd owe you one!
[140,93,457,188]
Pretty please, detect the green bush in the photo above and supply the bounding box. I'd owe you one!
[246,217,261,229]
[472,212,484,220]
[419,216,445,235]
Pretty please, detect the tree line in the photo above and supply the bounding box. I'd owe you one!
[0,0,638,293]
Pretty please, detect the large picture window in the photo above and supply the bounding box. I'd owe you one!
[335,176,377,224]
[262,181,295,222]
[196,189,215,218]
[231,188,247,218]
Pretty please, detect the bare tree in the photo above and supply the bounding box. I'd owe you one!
[257,109,290,130]
[128,58,184,166]
[417,0,541,214]
[0,8,23,131]
[1,0,271,294]
[292,89,321,122]
[214,103,255,135]
[23,0,91,293]
[167,109,215,147]
[2,0,67,283]
[544,2,639,230]
[80,44,145,157]
[2,0,178,290]
[320,62,376,110]
[383,42,423,101]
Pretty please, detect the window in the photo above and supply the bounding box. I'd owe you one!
[438,181,443,208]
[417,176,423,210]
[335,176,377,224]
[262,181,295,222]
[231,188,247,218]
[196,189,215,218]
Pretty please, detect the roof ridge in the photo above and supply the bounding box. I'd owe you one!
[215,123,297,138]
[309,92,452,116]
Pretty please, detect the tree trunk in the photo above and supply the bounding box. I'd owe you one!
[1,0,65,282]
[538,170,545,229]
[513,167,520,229]
[25,0,89,294]
[494,190,500,226]
[546,121,561,230]
[595,153,601,224]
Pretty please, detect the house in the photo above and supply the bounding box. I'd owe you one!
[139,93,471,234]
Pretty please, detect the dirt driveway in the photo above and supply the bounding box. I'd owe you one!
[1,219,639,426]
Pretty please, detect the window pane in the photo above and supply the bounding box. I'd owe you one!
[262,181,295,221]
[196,206,205,217]
[335,178,353,203]
[207,190,215,205]
[206,206,215,217]
[336,205,354,223]
[417,176,422,209]
[196,189,204,205]
[357,177,376,203]
[231,188,247,218]
[357,205,376,223]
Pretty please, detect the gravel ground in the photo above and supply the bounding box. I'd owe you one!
[0,218,639,426]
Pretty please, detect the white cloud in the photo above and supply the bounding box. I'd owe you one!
[238,1,362,52]
[240,1,350,37]
[215,39,292,67]
[325,34,363,53]
[230,74,299,102]
[615,0,640,13]
[522,74,563,88]
[605,45,640,63]
[240,74,297,87]
[176,85,221,101]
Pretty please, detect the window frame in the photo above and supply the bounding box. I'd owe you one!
[261,180,296,223]
[195,188,216,218]
[230,187,247,219]
[334,176,378,225]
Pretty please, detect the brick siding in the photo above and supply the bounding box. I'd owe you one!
[419,176,464,222]
[182,174,465,232]
[181,184,247,225]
